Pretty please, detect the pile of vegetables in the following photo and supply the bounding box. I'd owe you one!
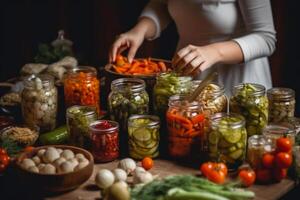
[131,175,255,200]
[112,55,168,75]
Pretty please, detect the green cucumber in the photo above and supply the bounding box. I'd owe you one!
[39,125,69,145]
[229,149,243,160]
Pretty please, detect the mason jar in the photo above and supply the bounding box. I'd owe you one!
[21,74,57,133]
[267,87,296,123]
[230,83,268,137]
[166,95,205,160]
[66,105,98,148]
[153,73,192,118]
[128,115,160,160]
[89,120,119,163]
[64,66,100,114]
[247,135,273,169]
[208,113,247,170]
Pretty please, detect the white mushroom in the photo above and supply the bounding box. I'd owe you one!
[75,161,89,171]
[59,161,74,173]
[21,158,36,170]
[75,153,85,160]
[56,148,63,154]
[61,149,75,160]
[37,149,46,158]
[28,166,39,173]
[68,158,79,168]
[40,164,56,174]
[77,157,89,163]
[42,148,60,163]
[32,156,41,165]
[38,163,46,170]
[53,157,66,168]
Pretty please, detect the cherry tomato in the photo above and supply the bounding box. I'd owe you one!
[207,169,226,184]
[256,169,272,184]
[276,152,292,168]
[0,154,10,166]
[262,153,275,169]
[141,157,154,170]
[0,148,7,155]
[24,146,35,153]
[238,169,256,187]
[273,168,287,182]
[200,162,214,176]
[215,163,228,176]
[276,137,292,153]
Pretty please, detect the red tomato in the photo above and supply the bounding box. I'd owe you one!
[276,152,292,168]
[276,137,292,153]
[141,157,154,170]
[262,153,275,169]
[256,169,272,184]
[207,170,226,184]
[0,148,7,155]
[0,154,10,166]
[200,162,214,176]
[215,163,228,176]
[273,168,287,182]
[238,169,256,187]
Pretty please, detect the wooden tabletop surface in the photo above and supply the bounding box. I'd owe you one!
[45,159,295,200]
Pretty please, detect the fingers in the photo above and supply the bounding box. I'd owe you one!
[182,56,204,75]
[127,43,138,63]
[109,34,129,62]
[172,45,196,69]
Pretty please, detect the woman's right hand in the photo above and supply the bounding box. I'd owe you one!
[109,29,145,63]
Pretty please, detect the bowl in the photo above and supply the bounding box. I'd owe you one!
[15,145,94,193]
[104,58,172,112]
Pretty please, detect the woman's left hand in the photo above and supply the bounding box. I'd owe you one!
[172,44,221,76]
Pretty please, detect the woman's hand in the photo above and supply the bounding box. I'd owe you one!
[109,29,145,63]
[172,44,221,76]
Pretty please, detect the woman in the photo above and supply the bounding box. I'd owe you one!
[109,0,276,94]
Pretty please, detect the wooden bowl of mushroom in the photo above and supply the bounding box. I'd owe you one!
[15,145,94,192]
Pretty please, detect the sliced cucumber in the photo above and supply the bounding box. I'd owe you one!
[221,129,241,144]
[208,131,218,145]
[218,139,231,148]
[133,127,152,141]
[229,149,243,160]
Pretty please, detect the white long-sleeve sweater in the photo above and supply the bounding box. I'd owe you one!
[140,0,277,95]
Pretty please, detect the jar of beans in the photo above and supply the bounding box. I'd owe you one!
[89,120,119,163]
[64,66,100,114]
[267,87,295,123]
[21,74,57,132]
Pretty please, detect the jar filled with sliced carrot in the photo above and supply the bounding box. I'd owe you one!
[166,95,205,160]
[64,66,100,114]
[208,113,247,170]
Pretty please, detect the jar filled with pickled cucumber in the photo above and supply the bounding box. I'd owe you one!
[21,74,57,133]
[267,87,295,123]
[230,83,268,137]
[108,78,149,133]
[64,66,100,114]
[247,135,273,169]
[128,115,160,159]
[89,120,119,163]
[208,113,247,170]
[166,95,205,160]
[66,105,98,148]
[263,123,296,150]
[153,73,192,118]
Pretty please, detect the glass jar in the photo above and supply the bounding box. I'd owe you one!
[21,74,57,132]
[166,95,205,160]
[153,73,192,118]
[89,120,119,163]
[64,66,100,114]
[108,78,149,133]
[208,113,247,170]
[247,135,273,169]
[263,123,296,150]
[230,83,268,137]
[66,105,98,148]
[128,115,160,159]
[267,87,295,123]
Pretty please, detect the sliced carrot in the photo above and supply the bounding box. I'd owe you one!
[191,114,205,124]
[158,61,167,72]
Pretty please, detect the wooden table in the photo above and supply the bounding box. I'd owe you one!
[45,159,295,200]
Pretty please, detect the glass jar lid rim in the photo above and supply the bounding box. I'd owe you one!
[68,66,97,75]
[24,74,54,87]
[67,105,97,116]
[111,78,146,91]
[128,114,160,127]
[267,87,295,99]
[192,80,225,96]
[232,83,265,96]
[89,120,119,133]
[210,112,245,127]
[168,94,203,109]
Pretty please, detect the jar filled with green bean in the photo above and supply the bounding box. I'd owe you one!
[128,115,160,159]
[230,83,268,137]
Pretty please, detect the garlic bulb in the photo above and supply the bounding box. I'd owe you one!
[112,168,127,182]
[133,171,153,184]
[134,167,146,176]
[118,158,136,174]
[95,169,115,189]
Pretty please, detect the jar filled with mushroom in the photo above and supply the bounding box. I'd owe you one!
[21,75,57,132]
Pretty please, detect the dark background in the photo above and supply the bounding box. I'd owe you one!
[1,0,299,115]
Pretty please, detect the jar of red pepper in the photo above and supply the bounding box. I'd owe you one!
[89,120,119,162]
[64,66,100,114]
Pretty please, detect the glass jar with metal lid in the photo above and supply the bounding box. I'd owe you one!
[166,95,205,160]
[128,115,160,159]
[267,87,295,123]
[153,73,192,118]
[66,105,98,148]
[208,113,247,170]
[21,74,57,132]
[64,66,100,114]
[247,135,273,169]
[230,83,268,137]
